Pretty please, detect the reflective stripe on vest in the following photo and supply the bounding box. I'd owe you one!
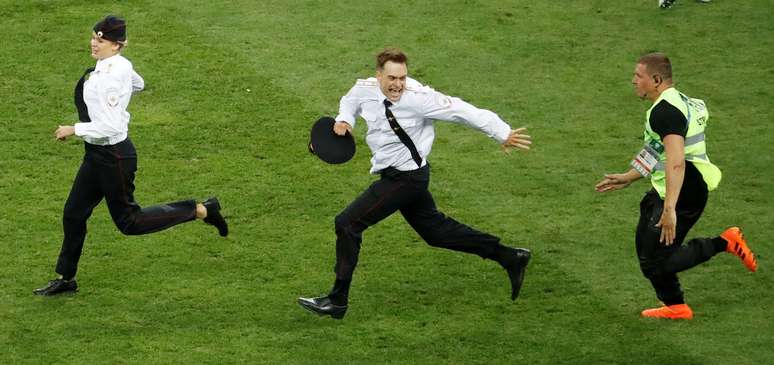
[653,153,708,171]
[643,88,721,198]
[685,133,705,146]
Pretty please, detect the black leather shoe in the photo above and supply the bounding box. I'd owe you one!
[203,197,228,237]
[501,247,531,300]
[298,295,348,319]
[33,278,78,296]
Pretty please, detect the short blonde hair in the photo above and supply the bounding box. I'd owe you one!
[638,52,672,80]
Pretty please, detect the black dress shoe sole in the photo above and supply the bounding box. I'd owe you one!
[508,251,531,300]
[33,287,79,296]
[297,298,347,319]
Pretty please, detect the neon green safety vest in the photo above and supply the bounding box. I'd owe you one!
[643,87,722,198]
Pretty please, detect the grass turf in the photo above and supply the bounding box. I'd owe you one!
[1,1,772,364]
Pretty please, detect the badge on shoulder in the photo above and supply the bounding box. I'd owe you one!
[308,116,355,164]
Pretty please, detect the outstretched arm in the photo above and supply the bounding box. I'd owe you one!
[595,169,642,192]
[421,90,512,144]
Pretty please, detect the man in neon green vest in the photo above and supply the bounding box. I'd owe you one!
[595,53,757,320]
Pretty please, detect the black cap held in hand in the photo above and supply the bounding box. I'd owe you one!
[309,117,355,164]
[93,15,126,42]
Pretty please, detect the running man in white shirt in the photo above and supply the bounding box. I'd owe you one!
[299,48,533,319]
[34,15,228,296]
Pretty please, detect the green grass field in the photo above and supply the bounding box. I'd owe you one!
[2,1,772,364]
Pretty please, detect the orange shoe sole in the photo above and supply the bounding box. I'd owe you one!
[721,227,757,272]
[641,304,694,320]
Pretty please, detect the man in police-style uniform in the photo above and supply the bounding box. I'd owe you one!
[595,52,757,320]
[298,48,533,319]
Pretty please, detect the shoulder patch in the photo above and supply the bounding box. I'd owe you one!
[355,79,377,87]
[405,78,432,94]
[434,93,452,108]
[406,85,435,96]
[106,88,120,107]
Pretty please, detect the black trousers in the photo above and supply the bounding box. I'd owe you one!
[333,164,503,281]
[55,139,197,279]
[635,189,719,305]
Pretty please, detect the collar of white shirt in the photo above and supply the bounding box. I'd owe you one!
[94,54,122,73]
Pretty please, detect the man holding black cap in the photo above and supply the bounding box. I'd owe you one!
[33,15,229,296]
[299,47,533,319]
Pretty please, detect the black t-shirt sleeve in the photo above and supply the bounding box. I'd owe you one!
[649,100,687,139]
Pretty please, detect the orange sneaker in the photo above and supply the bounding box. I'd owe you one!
[641,303,694,320]
[721,227,757,272]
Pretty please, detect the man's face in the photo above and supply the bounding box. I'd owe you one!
[632,63,658,100]
[376,61,408,102]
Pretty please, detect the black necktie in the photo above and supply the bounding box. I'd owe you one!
[384,99,422,168]
[74,67,95,123]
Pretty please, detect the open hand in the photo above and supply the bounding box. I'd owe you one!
[655,208,677,245]
[502,127,532,153]
[595,173,632,192]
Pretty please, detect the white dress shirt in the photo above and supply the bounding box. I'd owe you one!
[336,77,512,174]
[74,54,144,145]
